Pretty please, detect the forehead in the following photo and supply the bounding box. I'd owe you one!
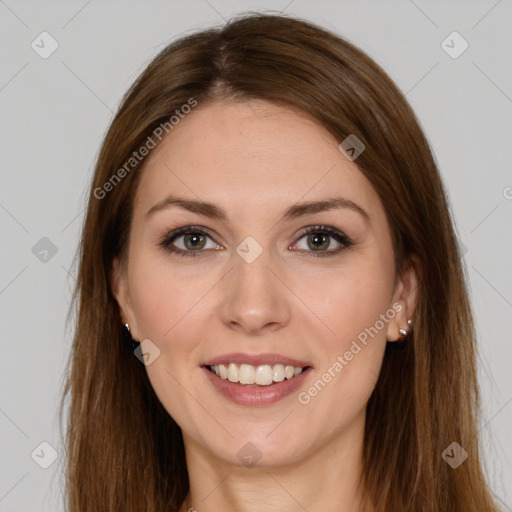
[132,100,384,226]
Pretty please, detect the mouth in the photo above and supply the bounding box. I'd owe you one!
[204,362,313,386]
[200,352,313,405]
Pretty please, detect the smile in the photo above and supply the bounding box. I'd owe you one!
[208,363,305,386]
[202,364,312,406]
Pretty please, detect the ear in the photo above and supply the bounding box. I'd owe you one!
[386,258,420,342]
[110,256,137,336]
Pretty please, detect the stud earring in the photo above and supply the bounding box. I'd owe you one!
[122,322,140,348]
[386,319,413,351]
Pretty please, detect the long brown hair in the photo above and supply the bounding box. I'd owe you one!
[59,12,503,511]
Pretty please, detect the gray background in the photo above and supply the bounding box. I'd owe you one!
[1,0,511,510]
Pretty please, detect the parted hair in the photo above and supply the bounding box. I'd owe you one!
[60,12,502,512]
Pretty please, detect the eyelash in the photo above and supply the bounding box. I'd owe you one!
[159,225,353,259]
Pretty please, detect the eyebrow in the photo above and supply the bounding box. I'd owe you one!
[145,195,371,225]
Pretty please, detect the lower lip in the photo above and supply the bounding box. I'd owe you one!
[201,366,312,406]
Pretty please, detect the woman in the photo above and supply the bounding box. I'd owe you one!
[60,12,503,512]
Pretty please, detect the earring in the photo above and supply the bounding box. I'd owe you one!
[122,322,140,348]
[386,319,413,351]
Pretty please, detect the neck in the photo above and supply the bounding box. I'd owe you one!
[178,412,372,512]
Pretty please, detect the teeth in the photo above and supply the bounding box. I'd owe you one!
[273,364,285,382]
[239,364,254,384]
[255,364,273,385]
[210,363,305,385]
[227,363,239,383]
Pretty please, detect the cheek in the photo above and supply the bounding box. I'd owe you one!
[128,256,210,430]
[131,272,173,340]
[292,256,394,350]
[129,253,205,341]
[288,254,393,416]
[293,269,391,436]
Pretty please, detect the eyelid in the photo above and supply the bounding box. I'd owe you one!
[158,225,218,245]
[158,225,221,254]
[290,225,352,255]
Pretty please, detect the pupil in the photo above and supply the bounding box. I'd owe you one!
[309,233,328,251]
[185,233,205,250]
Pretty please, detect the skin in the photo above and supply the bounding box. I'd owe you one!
[111,100,418,512]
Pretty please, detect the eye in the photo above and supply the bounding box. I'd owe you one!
[159,224,353,259]
[159,226,221,258]
[290,225,353,257]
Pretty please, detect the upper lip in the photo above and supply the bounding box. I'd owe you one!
[202,352,313,368]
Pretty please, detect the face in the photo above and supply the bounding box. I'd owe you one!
[111,99,416,468]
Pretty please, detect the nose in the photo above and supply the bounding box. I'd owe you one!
[219,248,291,336]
